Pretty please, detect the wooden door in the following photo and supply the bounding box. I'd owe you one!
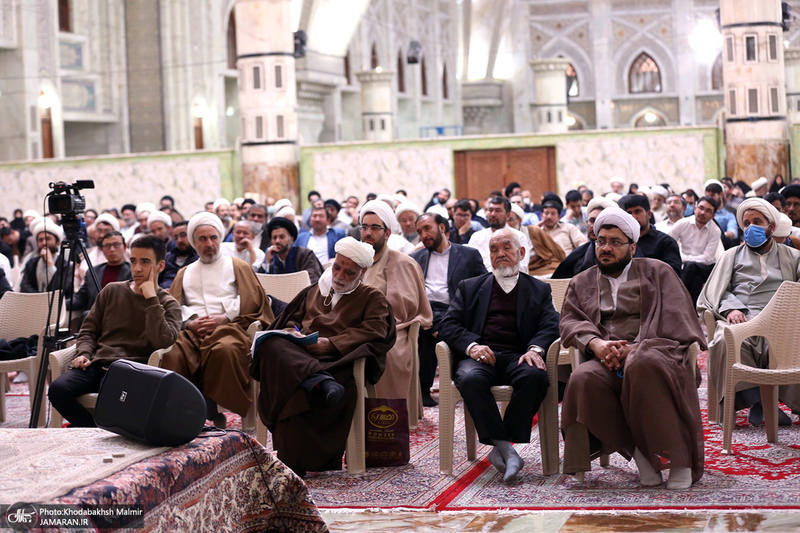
[454,147,557,201]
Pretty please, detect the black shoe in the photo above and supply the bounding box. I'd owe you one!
[422,392,438,407]
[317,379,345,409]
[779,409,793,426]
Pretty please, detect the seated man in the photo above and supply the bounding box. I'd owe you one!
[259,217,322,284]
[668,196,722,304]
[560,207,705,489]
[220,220,265,270]
[360,200,432,400]
[410,213,487,406]
[67,231,132,328]
[295,205,346,264]
[20,220,72,295]
[160,220,198,289]
[698,198,800,426]
[48,235,181,427]
[162,212,272,426]
[251,237,396,475]
[618,194,682,277]
[438,228,559,482]
[507,203,564,277]
[538,195,588,256]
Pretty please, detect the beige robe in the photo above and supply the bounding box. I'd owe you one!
[364,248,432,400]
[163,257,272,416]
[697,243,800,410]
[526,225,566,277]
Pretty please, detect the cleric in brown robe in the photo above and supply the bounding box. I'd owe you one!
[162,212,273,426]
[251,237,396,475]
[560,207,706,489]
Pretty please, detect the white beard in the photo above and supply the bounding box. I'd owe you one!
[492,264,519,279]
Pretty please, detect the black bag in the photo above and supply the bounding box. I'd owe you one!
[364,397,410,467]
[0,335,38,361]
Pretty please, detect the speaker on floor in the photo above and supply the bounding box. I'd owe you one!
[94,359,206,447]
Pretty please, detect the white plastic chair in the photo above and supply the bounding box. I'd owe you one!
[545,278,581,372]
[256,271,311,304]
[721,281,800,454]
[435,339,561,476]
[0,291,60,427]
[703,309,720,424]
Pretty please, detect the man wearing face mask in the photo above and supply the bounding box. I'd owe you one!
[698,198,800,426]
[250,237,396,475]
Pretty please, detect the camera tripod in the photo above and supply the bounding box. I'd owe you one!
[28,218,101,428]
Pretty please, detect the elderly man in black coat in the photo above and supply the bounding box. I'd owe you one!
[438,228,560,482]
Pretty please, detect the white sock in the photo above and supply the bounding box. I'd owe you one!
[666,467,692,490]
[633,448,663,486]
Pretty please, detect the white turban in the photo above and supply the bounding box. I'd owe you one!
[704,179,723,191]
[273,198,293,213]
[233,197,244,205]
[751,177,769,191]
[609,177,625,188]
[651,185,669,199]
[212,198,231,212]
[586,197,617,213]
[361,200,396,232]
[605,192,622,203]
[147,211,172,230]
[31,219,64,243]
[594,206,640,244]
[638,186,654,204]
[395,202,421,220]
[775,213,793,239]
[375,194,397,209]
[275,205,296,218]
[393,194,408,205]
[187,212,224,244]
[510,203,525,222]
[23,209,40,220]
[334,236,375,269]
[94,213,120,232]
[736,198,780,229]
[135,202,156,217]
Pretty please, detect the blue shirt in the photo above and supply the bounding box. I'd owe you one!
[714,208,738,239]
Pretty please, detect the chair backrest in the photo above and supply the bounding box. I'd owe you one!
[0,291,60,340]
[256,271,311,303]
[545,278,571,314]
[752,281,800,369]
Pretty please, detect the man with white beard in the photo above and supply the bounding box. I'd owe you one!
[438,228,560,482]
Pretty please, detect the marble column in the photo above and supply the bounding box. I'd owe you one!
[235,0,299,205]
[785,48,800,125]
[530,58,570,134]
[720,0,788,184]
[355,70,395,141]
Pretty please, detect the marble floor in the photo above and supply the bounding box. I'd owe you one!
[319,510,800,532]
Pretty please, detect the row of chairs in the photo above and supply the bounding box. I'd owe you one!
[7,272,799,476]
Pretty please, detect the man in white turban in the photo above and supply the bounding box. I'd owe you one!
[20,219,73,295]
[561,206,706,489]
[395,201,422,246]
[135,203,157,235]
[251,236,396,475]
[698,197,800,427]
[147,211,173,244]
[751,177,769,198]
[161,212,272,429]
[358,200,432,409]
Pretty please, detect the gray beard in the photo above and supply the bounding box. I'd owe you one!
[199,252,221,264]
[492,264,519,279]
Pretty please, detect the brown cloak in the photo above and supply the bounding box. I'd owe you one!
[250,282,396,472]
[560,258,707,481]
[163,257,273,416]
[526,225,566,277]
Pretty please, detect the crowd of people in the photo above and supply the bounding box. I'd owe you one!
[3,171,800,487]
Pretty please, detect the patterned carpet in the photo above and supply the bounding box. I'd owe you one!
[4,356,800,512]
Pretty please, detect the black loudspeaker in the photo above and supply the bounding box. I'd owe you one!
[94,360,206,447]
[407,41,422,64]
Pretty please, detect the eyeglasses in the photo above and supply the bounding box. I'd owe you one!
[595,239,631,249]
[102,242,124,250]
[359,224,387,232]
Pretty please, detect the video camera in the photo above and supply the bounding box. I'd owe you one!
[47,180,94,216]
